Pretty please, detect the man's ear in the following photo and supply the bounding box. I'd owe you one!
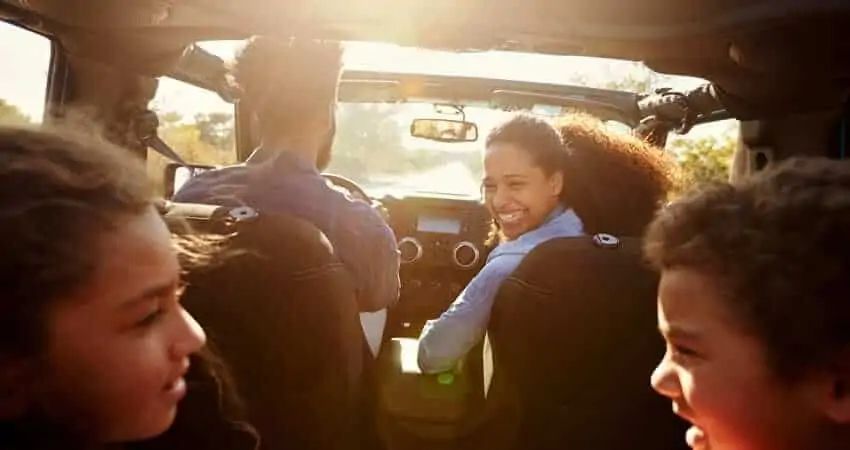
[815,349,850,424]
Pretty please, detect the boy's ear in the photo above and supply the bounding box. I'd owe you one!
[0,358,36,419]
[817,349,850,424]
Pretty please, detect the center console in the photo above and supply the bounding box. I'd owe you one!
[374,194,494,449]
[380,194,492,337]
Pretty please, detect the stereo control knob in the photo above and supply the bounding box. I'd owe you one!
[453,241,480,269]
[398,237,423,264]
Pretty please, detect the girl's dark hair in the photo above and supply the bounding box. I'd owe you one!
[0,126,154,359]
[485,112,679,237]
[0,126,255,449]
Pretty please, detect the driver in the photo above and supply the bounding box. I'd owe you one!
[173,36,400,312]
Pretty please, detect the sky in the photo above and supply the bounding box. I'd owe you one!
[0,22,734,139]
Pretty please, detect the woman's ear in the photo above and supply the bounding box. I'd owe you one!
[548,171,564,197]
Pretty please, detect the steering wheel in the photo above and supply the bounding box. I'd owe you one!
[322,173,371,203]
[320,172,388,358]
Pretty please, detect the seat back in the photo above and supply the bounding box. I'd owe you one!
[483,235,687,450]
[165,203,365,450]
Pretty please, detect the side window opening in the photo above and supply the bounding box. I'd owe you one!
[148,77,237,191]
[667,118,739,186]
[0,22,51,125]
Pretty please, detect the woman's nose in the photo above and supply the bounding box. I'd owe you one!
[492,186,512,210]
[650,352,679,399]
[171,307,207,358]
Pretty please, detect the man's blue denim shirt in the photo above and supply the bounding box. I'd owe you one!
[173,149,400,312]
[417,207,584,373]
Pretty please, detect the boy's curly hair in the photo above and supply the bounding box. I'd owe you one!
[644,157,850,381]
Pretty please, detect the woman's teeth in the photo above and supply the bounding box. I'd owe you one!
[499,211,524,224]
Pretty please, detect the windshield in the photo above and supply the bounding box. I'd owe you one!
[152,40,733,197]
[327,102,631,198]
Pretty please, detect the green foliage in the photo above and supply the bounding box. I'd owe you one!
[148,91,736,194]
[668,133,736,187]
[328,103,473,182]
[328,103,403,178]
[194,112,235,151]
[146,111,237,194]
[602,72,652,93]
[0,99,32,125]
[600,68,737,187]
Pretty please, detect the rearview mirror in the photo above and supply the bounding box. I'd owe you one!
[163,162,216,198]
[410,118,478,143]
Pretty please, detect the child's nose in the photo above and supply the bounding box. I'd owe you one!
[650,353,679,399]
[172,307,207,358]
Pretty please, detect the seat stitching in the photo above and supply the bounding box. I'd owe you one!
[290,262,348,280]
[503,276,555,296]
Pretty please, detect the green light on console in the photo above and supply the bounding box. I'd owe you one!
[437,373,455,385]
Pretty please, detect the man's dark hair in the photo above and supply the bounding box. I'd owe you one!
[644,157,850,381]
[232,36,343,136]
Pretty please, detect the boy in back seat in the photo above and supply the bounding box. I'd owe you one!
[644,157,850,450]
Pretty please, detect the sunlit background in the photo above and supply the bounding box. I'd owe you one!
[0,26,737,197]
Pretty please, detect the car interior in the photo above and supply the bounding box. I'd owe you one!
[2,0,850,449]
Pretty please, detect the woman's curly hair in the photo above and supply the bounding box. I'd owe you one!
[557,112,681,236]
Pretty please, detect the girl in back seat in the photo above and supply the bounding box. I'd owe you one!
[0,127,253,450]
[418,112,679,373]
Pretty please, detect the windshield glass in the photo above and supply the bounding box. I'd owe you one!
[154,40,735,197]
[327,102,630,198]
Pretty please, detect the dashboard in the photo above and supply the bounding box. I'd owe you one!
[379,193,492,337]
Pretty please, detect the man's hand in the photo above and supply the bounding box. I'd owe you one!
[372,200,390,221]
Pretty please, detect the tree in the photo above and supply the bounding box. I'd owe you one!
[328,103,406,179]
[194,112,235,152]
[0,99,31,125]
[599,71,738,188]
[668,133,736,187]
[147,110,237,195]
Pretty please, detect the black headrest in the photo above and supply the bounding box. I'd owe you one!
[484,234,687,450]
[163,201,364,450]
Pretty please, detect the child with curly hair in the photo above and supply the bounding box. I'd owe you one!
[646,157,850,450]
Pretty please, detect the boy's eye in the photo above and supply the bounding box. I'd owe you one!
[508,181,526,189]
[668,343,700,361]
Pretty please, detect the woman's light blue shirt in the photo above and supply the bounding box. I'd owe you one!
[417,207,584,373]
